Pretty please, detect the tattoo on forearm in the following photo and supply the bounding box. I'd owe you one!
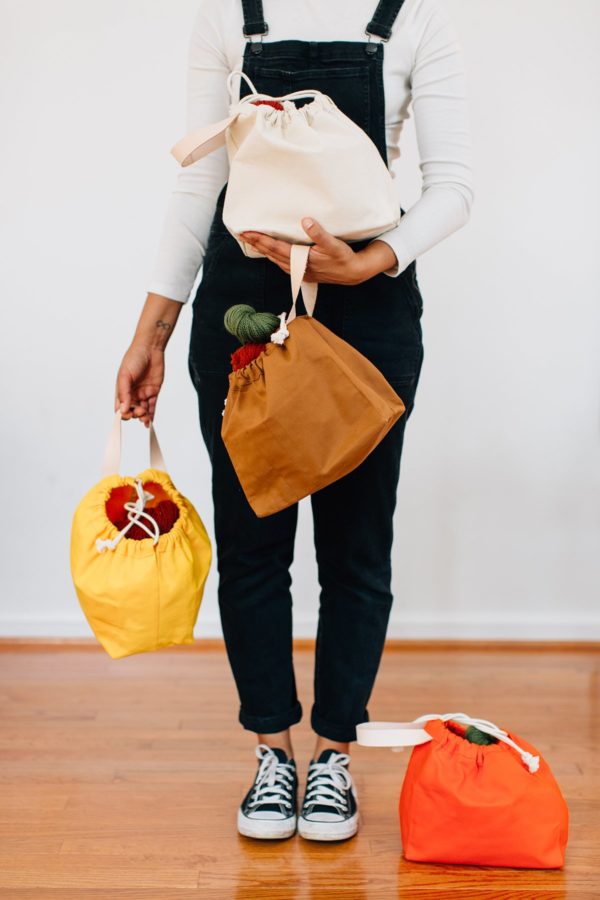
[156,319,173,333]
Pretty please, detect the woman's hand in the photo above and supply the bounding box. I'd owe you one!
[113,291,182,428]
[114,344,165,429]
[240,217,398,285]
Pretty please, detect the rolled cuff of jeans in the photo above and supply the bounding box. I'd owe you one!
[311,706,370,744]
[238,700,303,734]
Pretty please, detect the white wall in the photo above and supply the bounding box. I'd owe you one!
[1,1,599,641]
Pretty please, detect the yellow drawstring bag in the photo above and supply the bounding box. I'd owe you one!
[70,410,212,659]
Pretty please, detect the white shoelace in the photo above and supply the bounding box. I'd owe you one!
[247,744,295,811]
[303,752,353,813]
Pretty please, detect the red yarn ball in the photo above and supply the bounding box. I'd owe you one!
[231,342,267,371]
[151,499,180,534]
[105,484,134,524]
[252,99,284,110]
[113,499,180,541]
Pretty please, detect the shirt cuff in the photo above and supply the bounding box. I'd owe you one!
[145,281,191,304]
[368,229,414,278]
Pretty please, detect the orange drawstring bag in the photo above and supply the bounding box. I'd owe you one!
[357,713,569,868]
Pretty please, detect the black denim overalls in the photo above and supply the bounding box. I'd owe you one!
[188,0,424,743]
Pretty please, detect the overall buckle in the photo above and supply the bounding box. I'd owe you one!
[364,29,388,56]
[244,24,269,55]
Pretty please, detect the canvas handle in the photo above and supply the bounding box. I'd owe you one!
[170,114,239,167]
[268,245,319,344]
[356,713,541,773]
[289,244,318,320]
[101,408,167,478]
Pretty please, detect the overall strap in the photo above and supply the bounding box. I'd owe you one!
[366,0,406,41]
[241,0,269,54]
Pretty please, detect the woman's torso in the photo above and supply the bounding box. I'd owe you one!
[188,0,425,399]
[202,0,421,171]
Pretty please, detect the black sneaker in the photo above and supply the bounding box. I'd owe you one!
[298,748,359,841]
[237,743,298,839]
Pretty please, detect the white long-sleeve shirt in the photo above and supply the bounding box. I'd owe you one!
[147,0,473,303]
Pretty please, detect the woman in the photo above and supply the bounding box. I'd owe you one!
[114,0,473,842]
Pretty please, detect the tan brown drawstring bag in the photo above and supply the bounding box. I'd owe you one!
[220,244,405,518]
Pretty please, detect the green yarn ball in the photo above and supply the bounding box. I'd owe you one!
[223,304,281,345]
[464,725,499,745]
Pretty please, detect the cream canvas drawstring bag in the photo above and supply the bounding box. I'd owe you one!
[170,70,400,259]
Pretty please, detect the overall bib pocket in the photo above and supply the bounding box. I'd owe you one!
[245,64,372,133]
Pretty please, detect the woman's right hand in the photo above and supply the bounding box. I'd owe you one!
[114,343,165,429]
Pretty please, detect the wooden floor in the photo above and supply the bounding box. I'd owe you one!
[0,640,598,899]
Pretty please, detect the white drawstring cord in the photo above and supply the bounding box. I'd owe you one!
[413,712,541,773]
[96,477,160,552]
[226,69,259,103]
[270,312,290,345]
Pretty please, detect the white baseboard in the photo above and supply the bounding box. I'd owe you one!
[1,616,599,641]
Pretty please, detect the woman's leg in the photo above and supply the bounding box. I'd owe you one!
[309,382,418,748]
[257,729,294,757]
[192,372,303,736]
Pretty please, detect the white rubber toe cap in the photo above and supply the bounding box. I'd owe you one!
[237,807,297,840]
[298,811,359,842]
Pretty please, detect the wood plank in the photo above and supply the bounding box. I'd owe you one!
[1,636,599,652]
[0,644,597,897]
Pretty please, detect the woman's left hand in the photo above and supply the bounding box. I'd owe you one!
[240,217,398,285]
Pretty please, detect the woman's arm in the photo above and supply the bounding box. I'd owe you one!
[130,293,184,352]
[115,2,229,426]
[370,0,474,276]
[241,219,401,284]
[145,0,230,304]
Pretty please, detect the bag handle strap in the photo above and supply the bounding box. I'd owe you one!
[269,244,319,343]
[171,114,239,167]
[356,712,541,773]
[170,72,254,166]
[289,244,318,320]
[101,409,167,478]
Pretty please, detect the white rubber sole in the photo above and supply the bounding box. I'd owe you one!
[297,811,359,842]
[237,808,297,840]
